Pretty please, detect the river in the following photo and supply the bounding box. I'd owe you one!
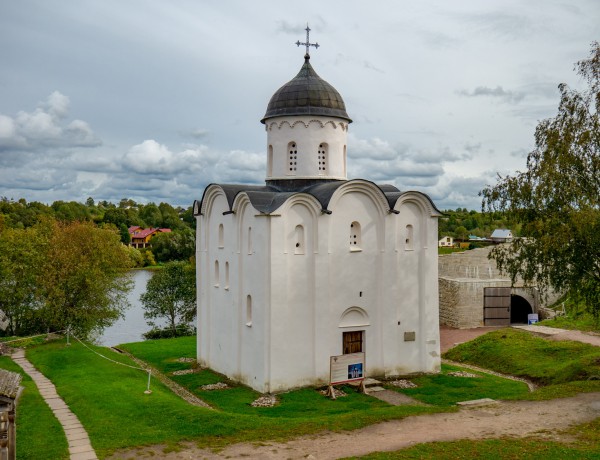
[97,270,167,346]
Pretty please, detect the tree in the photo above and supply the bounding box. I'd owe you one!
[140,261,196,335]
[0,225,49,335]
[151,228,195,262]
[481,42,600,317]
[38,221,133,337]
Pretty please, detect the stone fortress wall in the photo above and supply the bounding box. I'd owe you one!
[438,247,545,328]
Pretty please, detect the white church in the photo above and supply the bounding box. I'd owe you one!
[194,37,441,393]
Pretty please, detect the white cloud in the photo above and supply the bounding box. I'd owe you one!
[457,86,525,104]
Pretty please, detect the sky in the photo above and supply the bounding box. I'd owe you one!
[0,1,598,210]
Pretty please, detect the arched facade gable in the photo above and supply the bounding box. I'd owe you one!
[393,191,442,218]
[233,195,253,254]
[328,180,389,218]
[200,185,227,217]
[279,195,321,254]
[339,307,370,327]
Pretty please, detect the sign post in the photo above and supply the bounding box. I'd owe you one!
[327,352,366,399]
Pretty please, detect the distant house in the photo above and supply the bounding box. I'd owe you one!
[468,234,486,241]
[128,226,171,248]
[490,229,513,243]
[438,236,454,247]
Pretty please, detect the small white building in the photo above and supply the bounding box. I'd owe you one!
[490,229,513,243]
[194,49,442,393]
[438,236,454,247]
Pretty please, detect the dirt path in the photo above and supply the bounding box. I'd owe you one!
[108,392,600,459]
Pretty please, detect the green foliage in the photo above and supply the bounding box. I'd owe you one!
[0,356,69,460]
[140,261,196,334]
[443,329,600,386]
[151,228,195,262]
[481,43,600,318]
[37,221,133,337]
[0,224,49,335]
[437,208,516,240]
[142,323,196,339]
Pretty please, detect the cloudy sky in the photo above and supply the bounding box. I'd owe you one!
[1,1,597,210]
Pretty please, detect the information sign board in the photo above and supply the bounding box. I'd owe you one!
[329,352,366,385]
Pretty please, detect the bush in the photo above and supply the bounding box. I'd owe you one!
[142,324,196,340]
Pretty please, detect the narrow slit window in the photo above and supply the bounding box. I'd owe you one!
[218,223,224,248]
[225,261,229,289]
[350,221,361,250]
[214,260,220,287]
[405,224,414,250]
[294,224,305,254]
[246,295,252,326]
[267,145,273,177]
[247,227,253,254]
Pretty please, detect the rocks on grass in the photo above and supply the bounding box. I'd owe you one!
[251,395,278,407]
[200,382,229,390]
[448,371,478,378]
[388,379,417,389]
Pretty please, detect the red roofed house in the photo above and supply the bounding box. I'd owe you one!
[128,226,171,248]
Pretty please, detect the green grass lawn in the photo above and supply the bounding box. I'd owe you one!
[19,331,600,459]
[443,328,600,398]
[0,356,69,460]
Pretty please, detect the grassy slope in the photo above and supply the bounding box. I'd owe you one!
[443,328,600,400]
[0,356,69,460]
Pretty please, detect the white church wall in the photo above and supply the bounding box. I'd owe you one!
[237,201,269,389]
[265,116,348,180]
[325,189,386,377]
[268,198,320,391]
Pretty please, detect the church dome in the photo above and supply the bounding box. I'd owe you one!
[261,54,352,123]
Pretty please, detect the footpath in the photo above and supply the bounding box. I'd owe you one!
[11,348,98,460]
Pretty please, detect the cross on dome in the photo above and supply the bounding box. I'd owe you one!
[295,24,319,56]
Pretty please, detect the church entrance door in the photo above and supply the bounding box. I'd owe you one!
[343,331,364,354]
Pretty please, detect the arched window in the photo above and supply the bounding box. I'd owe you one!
[287,141,298,175]
[350,221,361,250]
[218,223,224,248]
[405,224,414,250]
[267,145,273,177]
[318,143,328,175]
[247,227,253,255]
[214,260,220,287]
[225,261,230,289]
[294,224,305,255]
[246,295,252,326]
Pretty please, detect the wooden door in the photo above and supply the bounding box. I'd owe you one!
[483,287,511,326]
[343,331,364,354]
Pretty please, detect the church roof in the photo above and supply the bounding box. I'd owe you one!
[194,180,441,216]
[261,54,352,123]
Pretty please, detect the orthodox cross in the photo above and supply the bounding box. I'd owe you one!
[296,24,319,55]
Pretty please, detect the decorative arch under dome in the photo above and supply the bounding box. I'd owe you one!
[261,54,352,123]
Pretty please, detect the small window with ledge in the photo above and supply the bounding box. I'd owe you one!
[287,142,298,175]
[350,221,361,251]
[317,143,328,175]
[247,227,253,254]
[224,261,229,290]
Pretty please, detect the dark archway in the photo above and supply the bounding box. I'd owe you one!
[510,295,533,324]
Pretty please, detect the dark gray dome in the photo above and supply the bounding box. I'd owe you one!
[261,54,352,124]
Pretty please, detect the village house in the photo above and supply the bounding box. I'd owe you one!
[128,226,171,248]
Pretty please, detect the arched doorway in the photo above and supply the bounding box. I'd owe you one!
[510,295,532,324]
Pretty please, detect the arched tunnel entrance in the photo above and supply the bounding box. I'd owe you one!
[510,295,533,324]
